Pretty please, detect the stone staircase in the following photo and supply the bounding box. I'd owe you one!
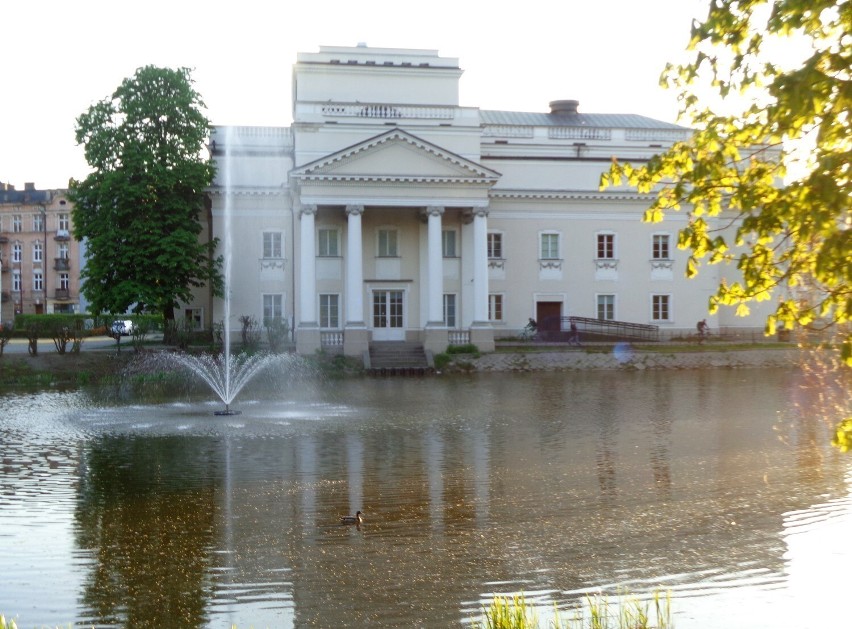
[366,342,433,376]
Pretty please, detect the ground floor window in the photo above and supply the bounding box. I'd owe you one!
[443,294,456,327]
[184,307,203,330]
[263,294,284,325]
[319,294,340,329]
[488,294,504,322]
[597,294,615,320]
[652,294,671,321]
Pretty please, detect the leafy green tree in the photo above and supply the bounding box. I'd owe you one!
[70,65,222,328]
[602,0,850,367]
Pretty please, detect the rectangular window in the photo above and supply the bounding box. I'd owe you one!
[263,231,282,258]
[12,215,22,233]
[33,241,43,262]
[33,213,45,232]
[442,230,457,257]
[597,233,615,259]
[184,308,203,330]
[652,234,670,259]
[597,294,615,321]
[58,242,69,259]
[12,243,22,263]
[33,271,43,292]
[12,271,21,292]
[59,273,70,290]
[443,294,456,327]
[540,233,559,259]
[58,213,70,231]
[487,232,503,259]
[262,294,283,325]
[318,229,339,257]
[319,294,339,329]
[652,294,671,321]
[378,229,398,257]
[488,294,504,322]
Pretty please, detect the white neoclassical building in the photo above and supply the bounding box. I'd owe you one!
[188,44,772,356]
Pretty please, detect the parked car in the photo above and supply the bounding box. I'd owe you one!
[110,320,137,336]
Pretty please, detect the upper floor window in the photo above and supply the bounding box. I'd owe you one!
[33,213,45,232]
[442,230,457,258]
[59,273,70,290]
[58,213,70,231]
[377,229,398,257]
[652,234,670,259]
[33,271,43,292]
[33,241,43,263]
[597,233,615,259]
[57,242,69,259]
[540,232,560,260]
[12,270,21,292]
[318,228,339,257]
[487,232,503,259]
[263,231,282,258]
[12,242,22,263]
[652,294,671,321]
[12,215,22,233]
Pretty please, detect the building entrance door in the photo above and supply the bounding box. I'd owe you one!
[536,301,562,340]
[372,290,405,341]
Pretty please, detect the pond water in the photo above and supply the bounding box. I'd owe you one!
[0,367,849,628]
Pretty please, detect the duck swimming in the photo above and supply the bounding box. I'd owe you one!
[340,511,363,525]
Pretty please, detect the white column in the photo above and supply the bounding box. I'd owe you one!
[472,208,489,323]
[426,206,444,325]
[299,205,317,324]
[345,205,365,325]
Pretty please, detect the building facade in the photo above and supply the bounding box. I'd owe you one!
[0,183,81,322]
[189,45,772,355]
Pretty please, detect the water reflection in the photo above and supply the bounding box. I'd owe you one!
[0,369,849,628]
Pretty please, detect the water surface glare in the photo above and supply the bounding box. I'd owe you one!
[0,369,849,628]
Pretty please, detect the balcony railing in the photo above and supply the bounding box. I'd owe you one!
[320,102,454,120]
[54,288,72,300]
[54,230,71,241]
[54,257,71,271]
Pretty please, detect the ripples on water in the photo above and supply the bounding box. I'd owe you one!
[0,369,849,628]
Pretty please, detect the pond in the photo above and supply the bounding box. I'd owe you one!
[0,367,849,628]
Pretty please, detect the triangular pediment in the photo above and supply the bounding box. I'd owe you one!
[291,129,501,184]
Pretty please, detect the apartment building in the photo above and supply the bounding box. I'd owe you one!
[0,182,81,321]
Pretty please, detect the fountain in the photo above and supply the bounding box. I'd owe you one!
[158,126,293,415]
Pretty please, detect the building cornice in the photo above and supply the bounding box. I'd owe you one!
[489,189,657,201]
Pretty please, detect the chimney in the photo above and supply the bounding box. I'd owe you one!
[549,100,580,115]
[24,182,35,191]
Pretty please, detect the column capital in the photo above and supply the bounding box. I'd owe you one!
[345,204,364,217]
[462,208,489,224]
[299,204,317,218]
[424,205,445,218]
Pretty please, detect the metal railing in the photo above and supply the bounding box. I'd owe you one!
[562,316,660,342]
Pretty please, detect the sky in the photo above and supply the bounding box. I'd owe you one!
[1,0,710,190]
